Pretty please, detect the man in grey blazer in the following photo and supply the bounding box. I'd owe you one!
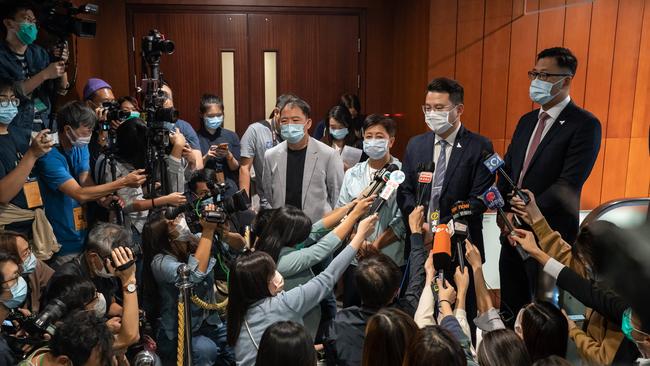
[261,96,344,222]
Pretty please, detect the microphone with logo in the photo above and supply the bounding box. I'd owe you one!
[361,163,399,199]
[415,161,435,208]
[482,151,530,204]
[450,200,472,272]
[479,186,531,260]
[368,170,406,216]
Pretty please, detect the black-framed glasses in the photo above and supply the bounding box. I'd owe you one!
[528,71,573,82]
[0,98,20,108]
[421,104,456,114]
[1,275,20,290]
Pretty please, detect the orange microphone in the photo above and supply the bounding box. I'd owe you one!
[432,224,452,274]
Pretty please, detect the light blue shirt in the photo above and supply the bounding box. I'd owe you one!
[336,157,406,266]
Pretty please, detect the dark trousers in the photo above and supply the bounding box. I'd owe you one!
[498,235,539,327]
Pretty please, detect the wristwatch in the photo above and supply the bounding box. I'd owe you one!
[124,282,137,294]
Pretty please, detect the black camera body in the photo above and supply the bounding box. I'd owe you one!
[166,182,250,233]
[102,101,131,124]
[37,1,98,39]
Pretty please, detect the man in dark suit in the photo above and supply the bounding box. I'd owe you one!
[497,47,602,323]
[397,77,495,335]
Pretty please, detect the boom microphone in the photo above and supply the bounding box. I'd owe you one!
[482,151,530,204]
[479,187,530,260]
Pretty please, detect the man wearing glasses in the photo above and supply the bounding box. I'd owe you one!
[496,47,601,323]
[397,77,495,337]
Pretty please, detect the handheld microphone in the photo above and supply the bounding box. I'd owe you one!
[415,161,435,207]
[479,187,531,260]
[450,201,472,271]
[482,151,530,204]
[432,224,452,275]
[360,163,399,199]
[368,170,405,215]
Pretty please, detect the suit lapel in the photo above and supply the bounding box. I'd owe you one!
[276,144,288,206]
[441,126,467,197]
[302,138,319,208]
[524,101,575,178]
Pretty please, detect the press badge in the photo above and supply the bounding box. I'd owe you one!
[23,178,43,208]
[33,98,47,114]
[73,206,88,231]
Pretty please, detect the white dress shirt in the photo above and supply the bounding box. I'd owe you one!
[523,95,572,160]
[433,123,462,172]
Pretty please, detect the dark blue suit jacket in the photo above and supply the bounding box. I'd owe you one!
[497,101,601,244]
[397,125,495,256]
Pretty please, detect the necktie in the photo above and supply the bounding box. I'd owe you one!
[428,140,448,226]
[518,112,550,186]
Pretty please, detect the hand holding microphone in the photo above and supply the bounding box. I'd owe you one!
[509,188,543,226]
[408,205,425,234]
[482,152,530,204]
[479,186,531,261]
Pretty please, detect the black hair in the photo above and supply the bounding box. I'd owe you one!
[199,93,224,114]
[355,251,402,308]
[58,101,97,130]
[40,274,96,314]
[117,96,139,111]
[537,47,578,76]
[426,77,464,105]
[254,205,312,263]
[269,93,299,119]
[574,220,619,276]
[0,77,17,95]
[0,251,20,283]
[1,1,32,33]
[188,169,209,194]
[362,114,397,137]
[50,310,114,366]
[532,355,572,366]
[477,328,532,366]
[521,301,568,362]
[339,94,361,113]
[281,96,311,119]
[402,325,467,366]
[362,308,418,366]
[322,105,358,146]
[256,321,316,366]
[115,118,147,169]
[227,251,276,346]
[251,208,279,245]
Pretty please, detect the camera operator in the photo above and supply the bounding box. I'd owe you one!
[32,101,146,266]
[0,1,69,150]
[142,207,235,365]
[160,82,204,171]
[95,118,186,242]
[82,78,122,172]
[118,95,141,121]
[0,78,57,253]
[50,223,140,349]
[17,310,114,366]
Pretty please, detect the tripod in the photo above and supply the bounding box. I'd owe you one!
[97,126,125,225]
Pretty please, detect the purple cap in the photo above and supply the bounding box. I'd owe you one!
[83,78,112,101]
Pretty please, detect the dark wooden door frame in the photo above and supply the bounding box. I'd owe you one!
[125,4,367,132]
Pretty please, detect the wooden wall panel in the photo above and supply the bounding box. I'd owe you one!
[454,0,485,132]
[606,0,645,139]
[427,0,458,79]
[535,0,566,51]
[601,138,630,202]
[478,0,512,140]
[625,138,650,197]
[562,2,592,107]
[631,2,650,139]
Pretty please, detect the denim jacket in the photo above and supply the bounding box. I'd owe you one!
[151,252,221,340]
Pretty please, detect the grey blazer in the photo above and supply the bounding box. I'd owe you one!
[261,137,344,221]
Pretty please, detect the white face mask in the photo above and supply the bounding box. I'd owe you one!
[65,126,92,147]
[93,292,107,317]
[171,216,194,243]
[268,270,284,295]
[425,106,458,135]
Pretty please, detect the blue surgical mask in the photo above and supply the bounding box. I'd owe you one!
[529,77,566,105]
[1,276,28,309]
[21,253,37,274]
[280,124,305,144]
[330,127,349,140]
[0,105,18,125]
[204,116,223,130]
[16,22,38,46]
[363,138,389,160]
